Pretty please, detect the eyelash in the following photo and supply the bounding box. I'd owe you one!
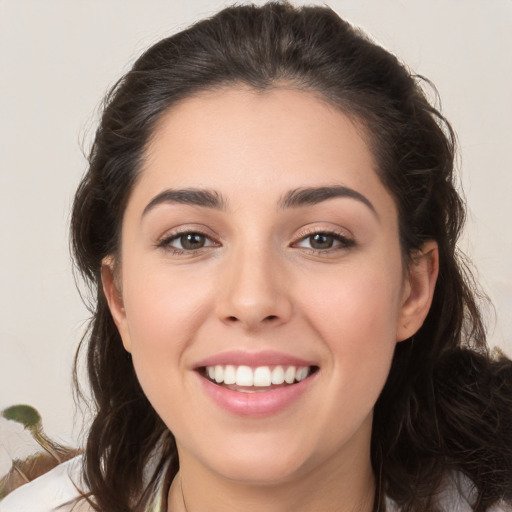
[157,228,355,256]
[292,229,355,254]
[156,230,219,255]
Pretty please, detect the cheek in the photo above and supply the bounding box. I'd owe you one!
[295,256,403,391]
[300,260,404,342]
[122,259,210,337]
[118,269,215,428]
[119,260,216,394]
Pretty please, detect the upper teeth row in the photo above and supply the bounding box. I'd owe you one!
[206,365,311,387]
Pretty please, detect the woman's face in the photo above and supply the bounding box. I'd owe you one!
[103,87,435,486]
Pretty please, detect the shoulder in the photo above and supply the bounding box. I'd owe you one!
[438,473,512,512]
[386,472,512,512]
[386,496,511,512]
[0,456,91,512]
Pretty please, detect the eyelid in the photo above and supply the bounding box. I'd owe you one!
[156,225,221,252]
[291,226,355,251]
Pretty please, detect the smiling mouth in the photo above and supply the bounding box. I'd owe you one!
[201,365,319,393]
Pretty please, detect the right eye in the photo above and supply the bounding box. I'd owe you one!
[158,232,217,252]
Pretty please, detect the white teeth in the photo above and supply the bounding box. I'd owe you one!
[284,366,296,384]
[236,365,253,386]
[205,364,312,387]
[253,366,271,387]
[224,365,236,385]
[214,365,224,383]
[296,367,309,382]
[271,366,285,385]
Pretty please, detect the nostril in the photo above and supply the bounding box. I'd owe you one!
[227,316,238,322]
[264,315,278,322]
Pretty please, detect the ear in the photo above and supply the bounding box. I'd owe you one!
[396,240,439,342]
[101,257,132,352]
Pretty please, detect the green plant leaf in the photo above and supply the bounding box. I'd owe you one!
[1,405,41,430]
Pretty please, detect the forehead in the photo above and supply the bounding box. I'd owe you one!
[132,86,395,218]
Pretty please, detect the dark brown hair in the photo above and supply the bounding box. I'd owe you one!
[71,3,512,511]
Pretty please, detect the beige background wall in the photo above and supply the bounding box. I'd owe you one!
[1,0,511,473]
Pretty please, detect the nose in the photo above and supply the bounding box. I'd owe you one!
[215,245,293,330]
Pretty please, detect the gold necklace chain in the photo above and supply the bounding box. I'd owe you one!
[180,475,189,512]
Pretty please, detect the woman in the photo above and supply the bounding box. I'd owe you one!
[2,2,511,511]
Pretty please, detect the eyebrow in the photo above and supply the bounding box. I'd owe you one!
[142,185,378,219]
[142,188,227,216]
[279,186,378,218]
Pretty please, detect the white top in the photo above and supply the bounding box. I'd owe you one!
[0,456,165,512]
[0,456,510,512]
[0,457,91,512]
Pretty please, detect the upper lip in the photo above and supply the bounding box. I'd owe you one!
[193,350,317,369]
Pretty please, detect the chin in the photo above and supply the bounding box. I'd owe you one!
[186,429,335,487]
[213,452,310,486]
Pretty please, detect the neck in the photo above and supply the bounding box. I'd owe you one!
[168,441,376,512]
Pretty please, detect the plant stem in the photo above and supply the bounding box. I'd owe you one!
[33,432,62,464]
[12,462,30,483]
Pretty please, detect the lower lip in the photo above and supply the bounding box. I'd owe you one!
[198,373,316,417]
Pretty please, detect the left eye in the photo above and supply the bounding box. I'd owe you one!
[160,232,216,251]
[295,232,352,250]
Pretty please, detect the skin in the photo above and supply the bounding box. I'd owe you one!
[102,87,439,512]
